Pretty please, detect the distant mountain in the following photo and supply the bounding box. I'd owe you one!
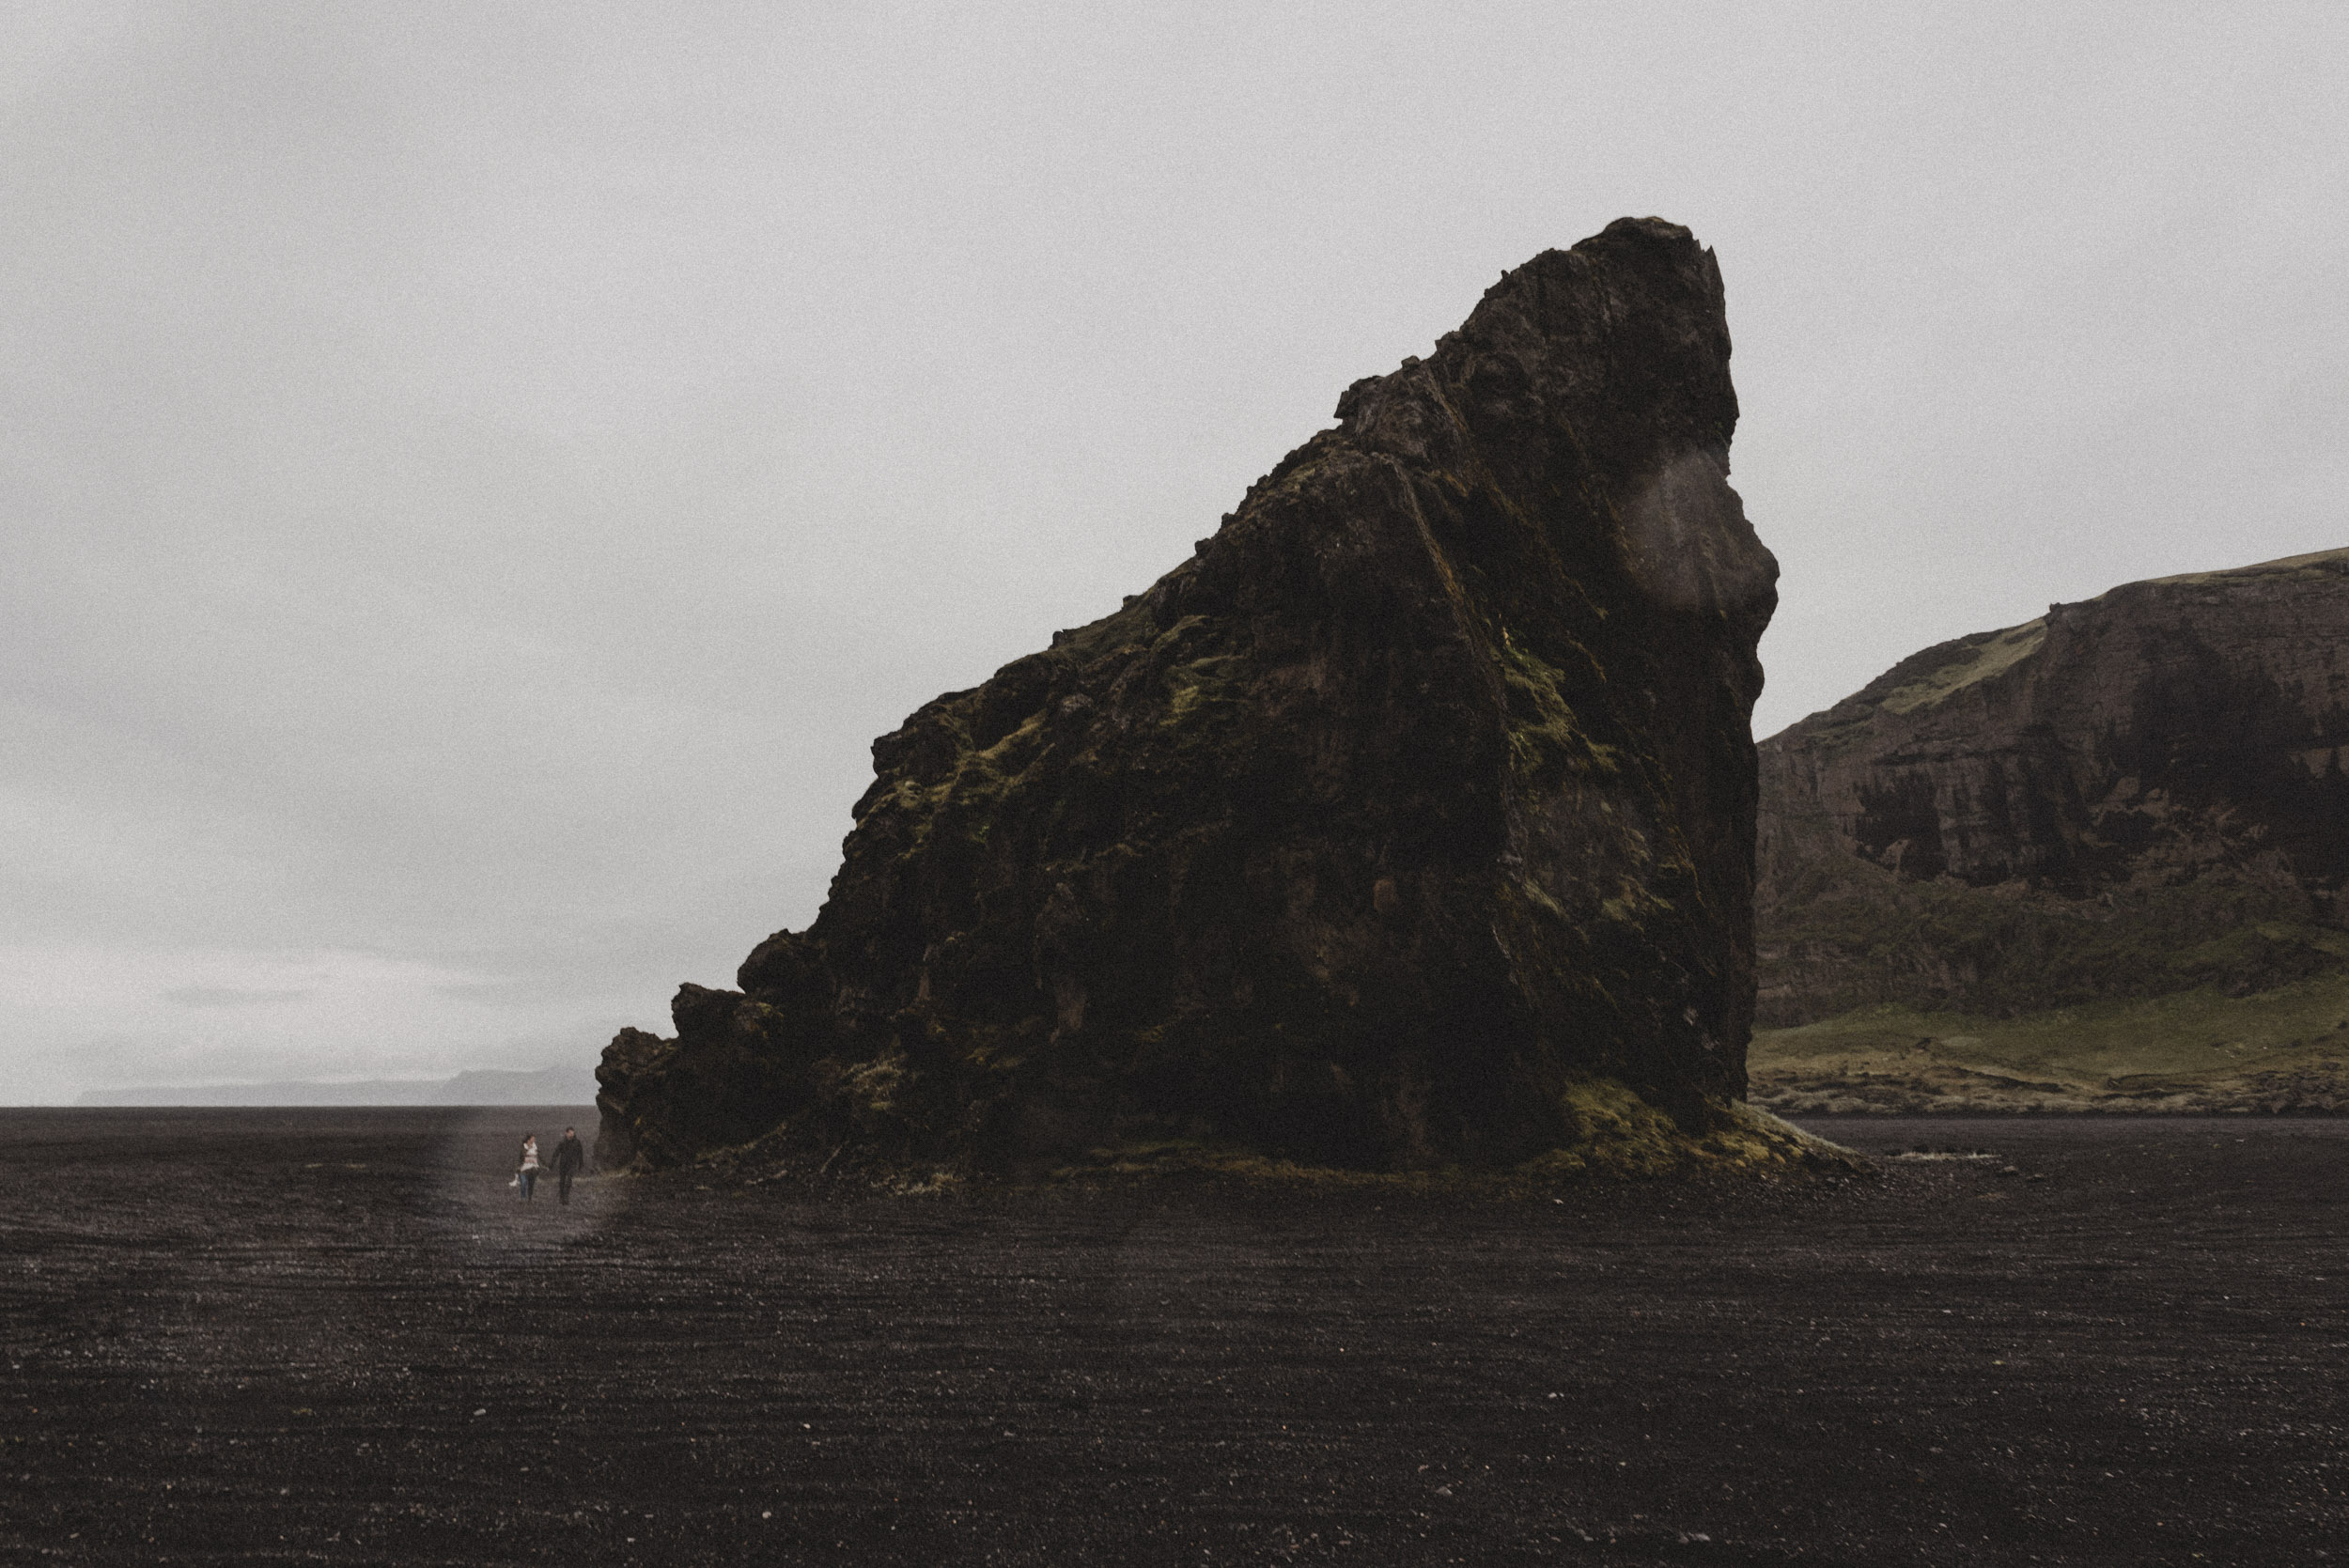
[1750,547,2349,1113]
[75,1064,599,1108]
[430,1067,600,1105]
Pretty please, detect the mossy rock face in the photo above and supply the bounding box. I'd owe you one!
[599,218,1781,1178]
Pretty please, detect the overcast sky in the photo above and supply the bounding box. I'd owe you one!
[5,2,2343,1100]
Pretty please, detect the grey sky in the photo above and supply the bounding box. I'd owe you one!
[6,3,2343,1100]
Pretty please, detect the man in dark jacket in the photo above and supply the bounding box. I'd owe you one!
[552,1126,587,1204]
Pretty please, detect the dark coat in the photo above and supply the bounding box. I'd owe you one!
[551,1136,586,1175]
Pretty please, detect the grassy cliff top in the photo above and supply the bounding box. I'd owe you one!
[1750,957,2349,1114]
[2140,544,2349,589]
[1767,543,2349,742]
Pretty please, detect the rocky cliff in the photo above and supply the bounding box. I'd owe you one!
[599,218,1822,1181]
[1755,548,2349,1037]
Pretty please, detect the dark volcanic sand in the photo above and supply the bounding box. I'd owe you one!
[4,1110,2345,1565]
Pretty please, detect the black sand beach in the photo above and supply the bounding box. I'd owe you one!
[4,1109,2342,1564]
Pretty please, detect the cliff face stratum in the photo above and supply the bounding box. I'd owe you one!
[599,218,1821,1181]
[1753,549,2349,1113]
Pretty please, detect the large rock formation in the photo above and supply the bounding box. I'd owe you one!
[1756,548,2349,1029]
[599,217,1797,1178]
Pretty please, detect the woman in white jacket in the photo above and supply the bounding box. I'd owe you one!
[515,1134,540,1201]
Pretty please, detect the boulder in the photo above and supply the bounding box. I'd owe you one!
[601,217,1797,1177]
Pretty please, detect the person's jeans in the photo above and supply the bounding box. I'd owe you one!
[518,1169,537,1201]
[558,1172,575,1204]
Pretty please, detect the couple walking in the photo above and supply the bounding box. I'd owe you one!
[513,1127,586,1203]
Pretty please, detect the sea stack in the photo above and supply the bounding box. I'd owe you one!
[599,217,1810,1180]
